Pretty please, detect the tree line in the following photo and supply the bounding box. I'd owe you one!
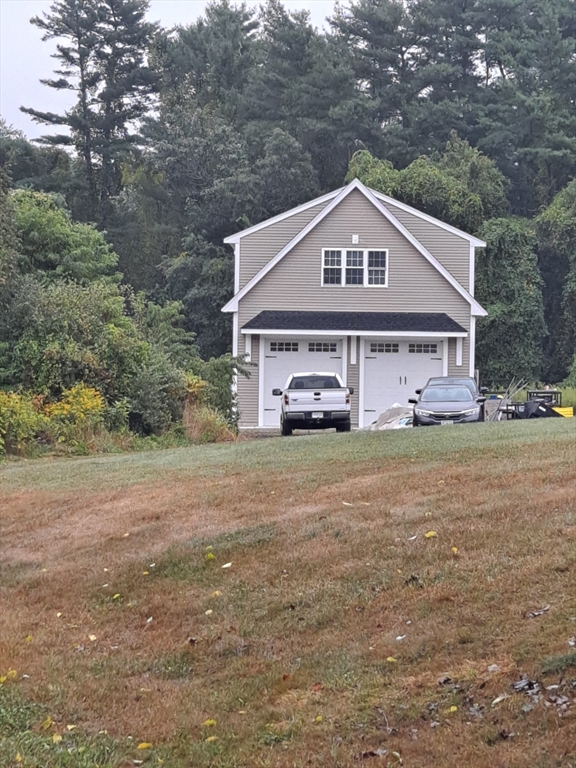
[1,0,575,433]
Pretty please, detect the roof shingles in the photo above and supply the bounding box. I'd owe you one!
[242,311,466,334]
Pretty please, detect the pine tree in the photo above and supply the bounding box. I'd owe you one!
[21,0,158,223]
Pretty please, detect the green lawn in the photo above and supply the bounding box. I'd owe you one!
[1,419,575,768]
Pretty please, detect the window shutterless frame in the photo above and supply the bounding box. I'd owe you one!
[321,248,388,288]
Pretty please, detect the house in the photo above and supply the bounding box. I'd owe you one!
[222,178,487,430]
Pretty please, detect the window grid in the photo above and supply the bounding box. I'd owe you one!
[322,249,388,287]
[370,342,399,353]
[408,343,438,354]
[270,341,299,352]
[308,342,337,353]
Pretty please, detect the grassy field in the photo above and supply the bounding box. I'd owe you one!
[1,419,575,767]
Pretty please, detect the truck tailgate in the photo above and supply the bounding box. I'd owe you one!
[287,389,347,409]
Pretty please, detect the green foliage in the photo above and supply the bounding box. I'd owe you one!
[0,392,44,455]
[475,217,546,383]
[347,136,509,234]
[1,278,147,400]
[537,179,576,381]
[12,190,118,283]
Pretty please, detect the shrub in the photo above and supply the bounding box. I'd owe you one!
[182,402,235,444]
[0,391,45,455]
[44,384,105,445]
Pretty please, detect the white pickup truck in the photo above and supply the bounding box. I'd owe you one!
[272,372,354,436]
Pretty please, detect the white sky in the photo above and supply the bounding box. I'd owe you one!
[0,0,335,139]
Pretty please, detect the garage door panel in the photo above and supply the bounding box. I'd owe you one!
[262,338,343,427]
[363,339,443,424]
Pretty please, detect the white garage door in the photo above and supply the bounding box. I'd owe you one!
[262,338,343,426]
[363,339,444,424]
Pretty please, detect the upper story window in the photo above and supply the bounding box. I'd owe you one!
[322,249,388,287]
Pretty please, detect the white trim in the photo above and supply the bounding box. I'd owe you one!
[358,338,366,428]
[350,336,357,365]
[442,339,449,376]
[234,243,240,293]
[456,337,463,367]
[232,312,238,356]
[258,335,265,428]
[371,190,486,247]
[222,178,487,316]
[469,317,476,377]
[241,328,467,338]
[341,336,348,385]
[320,247,389,288]
[244,333,252,363]
[469,243,475,297]
[223,189,342,244]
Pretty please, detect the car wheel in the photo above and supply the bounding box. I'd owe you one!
[336,422,351,433]
[281,419,292,436]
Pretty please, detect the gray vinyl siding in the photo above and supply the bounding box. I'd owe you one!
[239,203,329,289]
[382,200,471,292]
[346,337,360,427]
[238,189,471,331]
[447,337,471,376]
[237,334,259,428]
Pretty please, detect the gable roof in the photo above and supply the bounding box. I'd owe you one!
[222,178,487,317]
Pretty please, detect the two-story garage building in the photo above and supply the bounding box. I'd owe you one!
[222,178,487,430]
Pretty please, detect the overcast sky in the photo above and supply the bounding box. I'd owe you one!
[0,0,335,139]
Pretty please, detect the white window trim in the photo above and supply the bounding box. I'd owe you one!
[321,248,389,288]
[456,337,463,367]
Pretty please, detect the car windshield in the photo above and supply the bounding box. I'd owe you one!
[289,376,341,390]
[421,386,474,403]
[428,377,476,389]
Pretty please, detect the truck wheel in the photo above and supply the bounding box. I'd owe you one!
[281,419,292,436]
[336,422,351,433]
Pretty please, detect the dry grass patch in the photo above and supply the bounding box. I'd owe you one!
[1,421,575,767]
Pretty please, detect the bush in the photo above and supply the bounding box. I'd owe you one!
[128,353,187,435]
[0,391,45,455]
[182,402,236,444]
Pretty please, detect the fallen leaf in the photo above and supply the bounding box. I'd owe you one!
[342,501,353,506]
[205,553,215,561]
[396,635,406,642]
[52,733,62,743]
[25,635,33,643]
[221,563,232,569]
[66,725,77,731]
[205,545,213,551]
[15,753,22,763]
[361,747,388,758]
[205,736,218,743]
[146,617,153,624]
[56,612,62,618]
[491,693,510,706]
[123,533,130,538]
[525,605,550,619]
[202,719,217,727]
[137,742,153,749]
[142,571,149,576]
[212,590,222,597]
[7,669,17,679]
[112,594,121,600]
[205,609,213,616]
[447,705,458,713]
[88,635,97,642]
[386,656,397,663]
[408,535,418,541]
[451,546,458,554]
[315,715,323,723]
[42,715,53,730]
[425,531,437,539]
